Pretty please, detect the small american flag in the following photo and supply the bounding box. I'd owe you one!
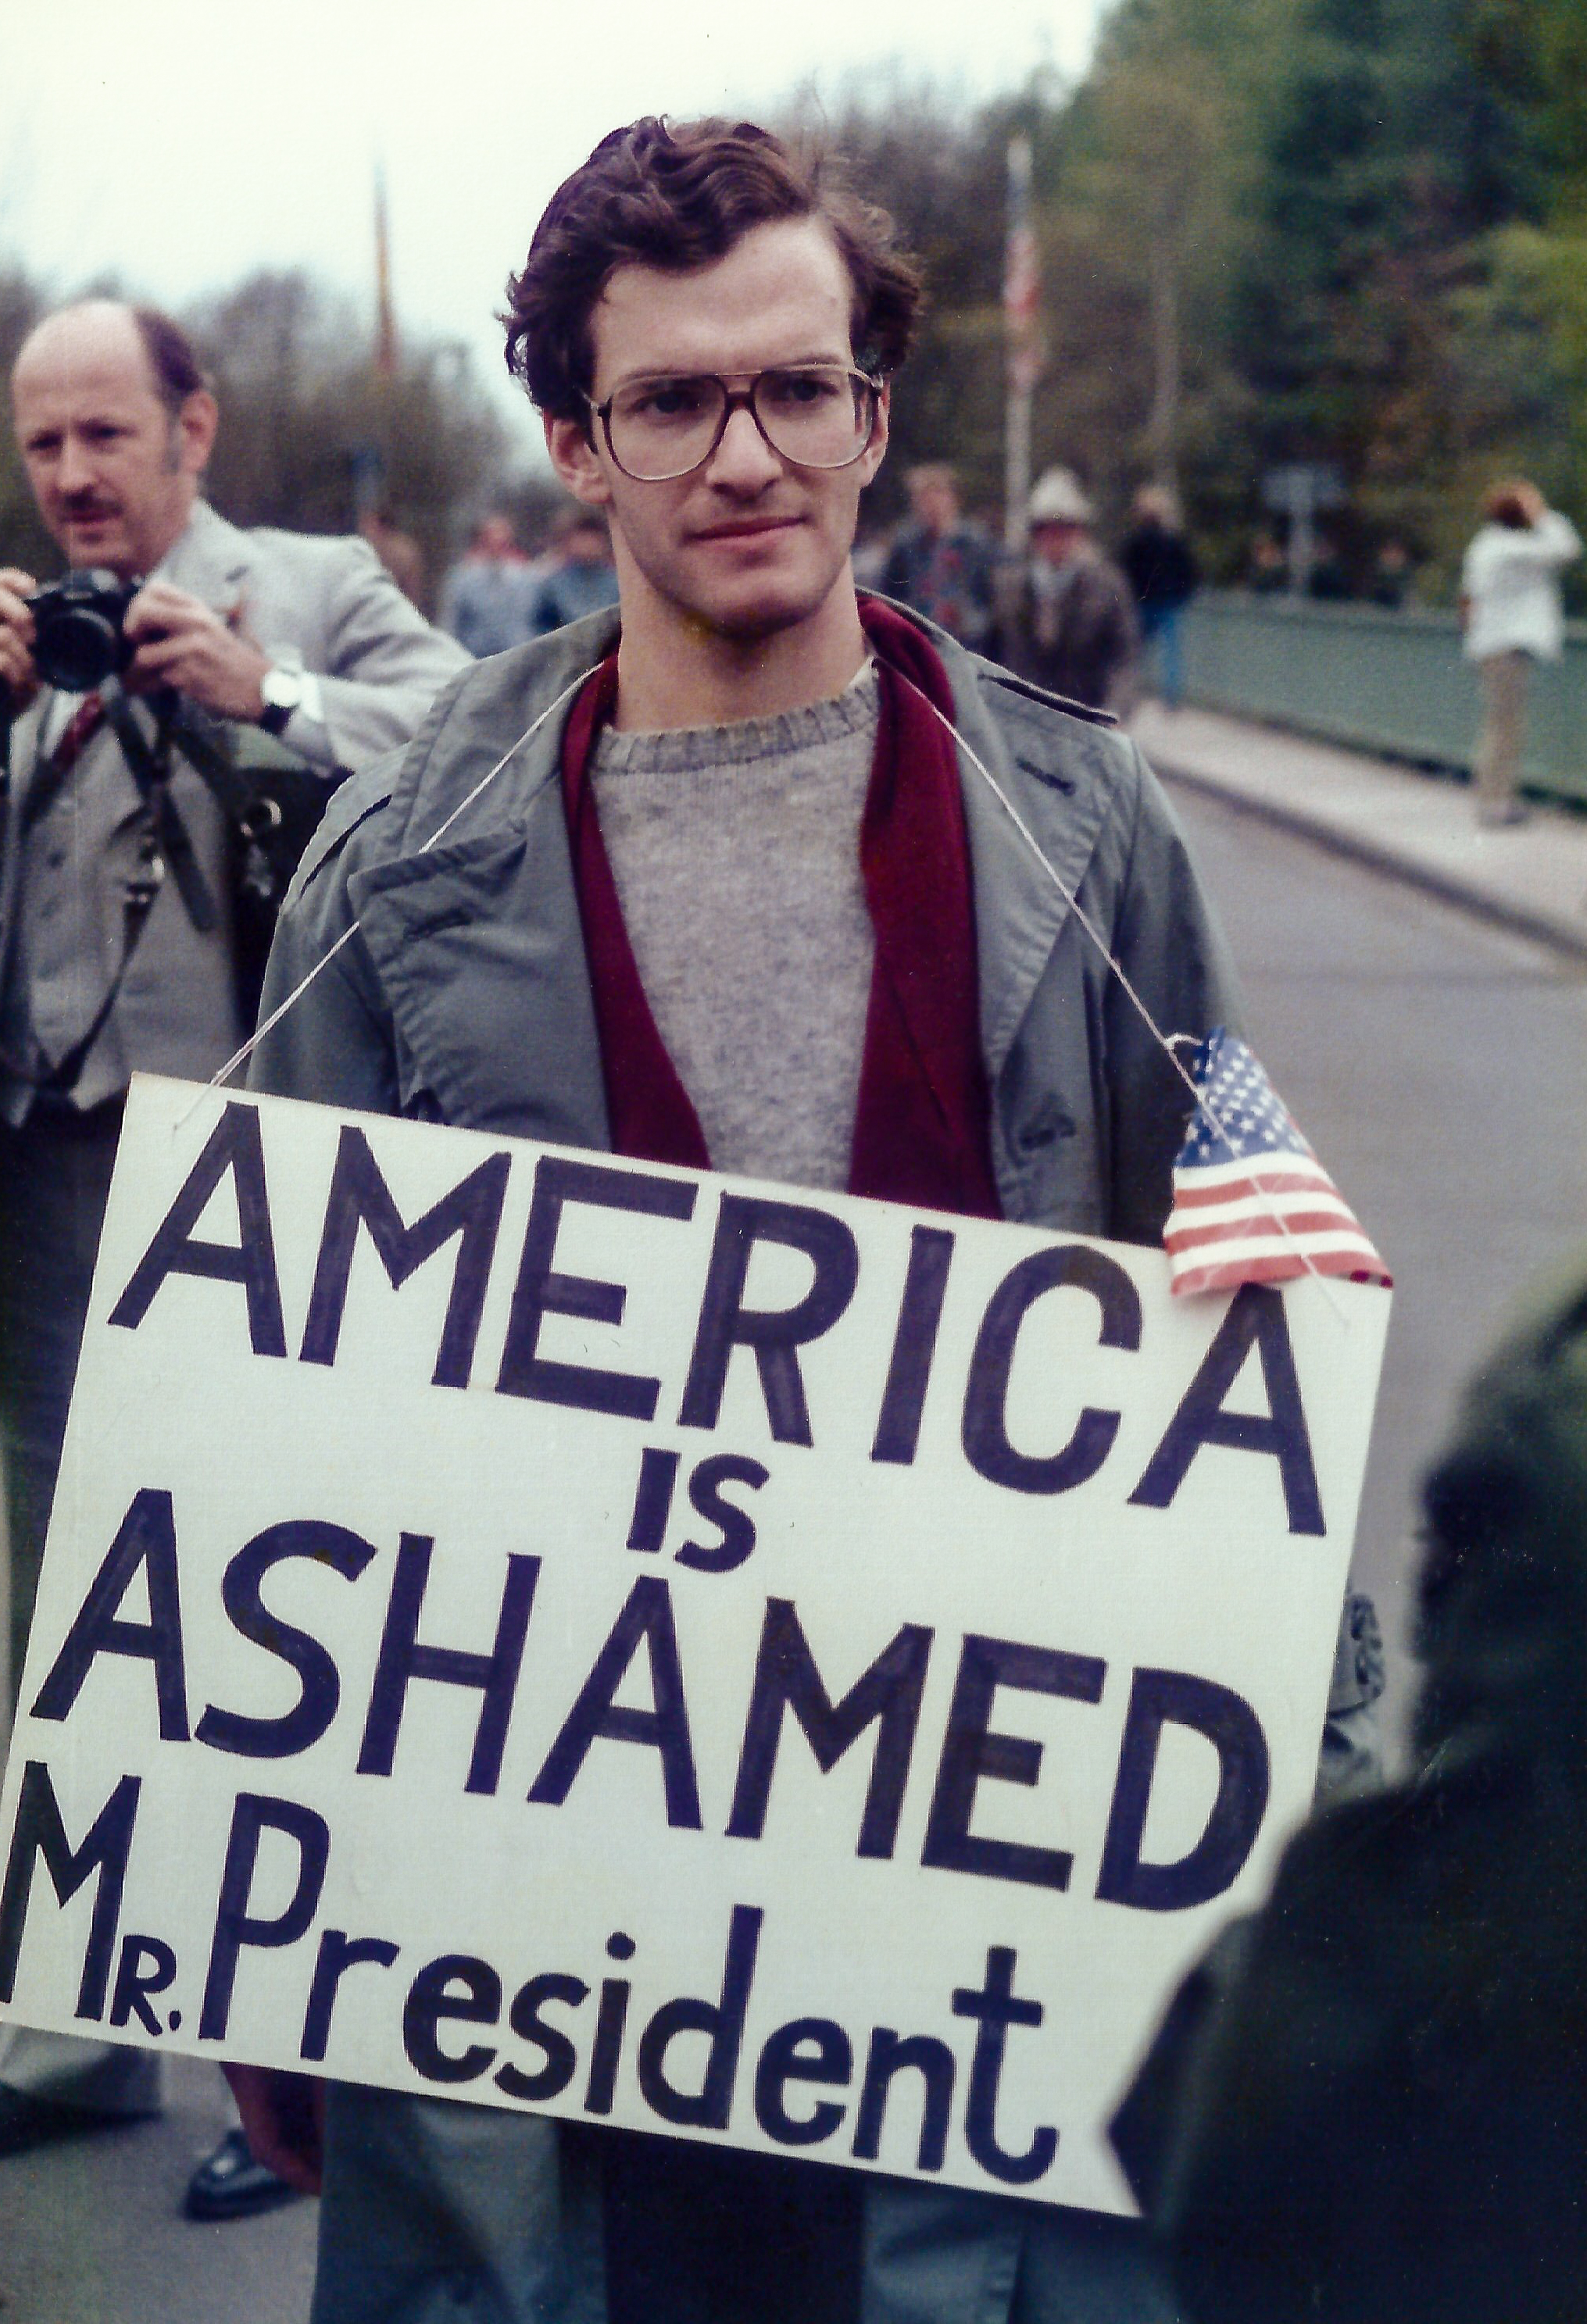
[1165,1029,1392,1298]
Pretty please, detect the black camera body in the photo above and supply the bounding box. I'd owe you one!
[28,567,143,693]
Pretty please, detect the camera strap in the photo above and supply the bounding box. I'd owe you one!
[29,854,166,1105]
[99,685,218,935]
[16,692,109,837]
[13,686,216,1105]
[20,688,217,941]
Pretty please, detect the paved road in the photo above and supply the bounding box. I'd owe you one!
[0,2054,316,2322]
[1,780,1582,2324]
[1169,780,1587,1747]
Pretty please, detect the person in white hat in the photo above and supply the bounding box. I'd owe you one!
[997,466,1139,712]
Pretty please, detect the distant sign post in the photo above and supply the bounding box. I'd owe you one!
[1263,463,1346,599]
[0,1078,1389,2218]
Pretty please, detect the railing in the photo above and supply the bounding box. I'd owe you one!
[1181,593,1587,806]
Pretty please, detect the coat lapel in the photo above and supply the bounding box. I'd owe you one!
[157,501,255,611]
[347,634,615,1148]
[354,823,610,1148]
[940,649,1117,1083]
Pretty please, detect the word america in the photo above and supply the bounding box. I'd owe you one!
[109,1103,1327,1526]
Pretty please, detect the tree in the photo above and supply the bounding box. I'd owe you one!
[781,73,1025,523]
[0,262,513,596]
[188,269,510,602]
[1222,0,1573,583]
[0,262,58,576]
[1040,54,1231,505]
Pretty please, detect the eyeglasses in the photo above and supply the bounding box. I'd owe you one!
[586,366,883,483]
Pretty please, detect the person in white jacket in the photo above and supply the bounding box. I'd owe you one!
[1459,479,1581,826]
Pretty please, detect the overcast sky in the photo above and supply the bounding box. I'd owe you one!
[4,0,1104,463]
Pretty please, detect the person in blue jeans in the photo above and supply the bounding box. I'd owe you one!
[1120,488,1199,711]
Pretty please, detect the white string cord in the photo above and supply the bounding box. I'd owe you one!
[201,666,599,1101]
[196,645,1354,1314]
[886,662,1348,1310]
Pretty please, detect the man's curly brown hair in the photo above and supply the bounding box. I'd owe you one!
[502,117,924,425]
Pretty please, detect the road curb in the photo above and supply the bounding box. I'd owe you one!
[1157,758,1587,968]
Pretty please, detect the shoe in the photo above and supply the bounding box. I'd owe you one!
[183,2125,303,2222]
[0,2085,155,2157]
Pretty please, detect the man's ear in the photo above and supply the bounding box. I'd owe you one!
[176,389,219,480]
[856,381,890,491]
[545,412,613,510]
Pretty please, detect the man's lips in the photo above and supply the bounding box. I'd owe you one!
[689,515,802,544]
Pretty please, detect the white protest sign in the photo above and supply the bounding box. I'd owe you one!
[0,1075,1389,2215]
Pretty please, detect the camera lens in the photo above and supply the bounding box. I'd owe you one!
[33,609,124,694]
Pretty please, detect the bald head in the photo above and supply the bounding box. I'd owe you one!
[14,299,128,378]
[15,299,209,408]
[13,300,217,577]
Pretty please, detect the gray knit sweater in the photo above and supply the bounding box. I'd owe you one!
[590,666,880,1191]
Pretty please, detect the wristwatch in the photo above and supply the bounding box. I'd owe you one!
[258,665,306,737]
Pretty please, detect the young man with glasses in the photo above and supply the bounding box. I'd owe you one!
[240,116,1239,2324]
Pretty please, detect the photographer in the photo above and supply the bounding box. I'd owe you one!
[0,298,466,2205]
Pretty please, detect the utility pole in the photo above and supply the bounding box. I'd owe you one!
[1003,135,1042,554]
[374,161,399,387]
[352,161,400,528]
[1145,229,1181,498]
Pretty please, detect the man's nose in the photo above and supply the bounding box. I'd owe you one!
[703,402,784,490]
[56,433,96,494]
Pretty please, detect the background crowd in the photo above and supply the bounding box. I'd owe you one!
[5,0,1585,623]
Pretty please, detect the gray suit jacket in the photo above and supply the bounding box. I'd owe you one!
[0,502,468,1115]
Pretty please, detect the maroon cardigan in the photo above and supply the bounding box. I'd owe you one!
[559,597,1000,1220]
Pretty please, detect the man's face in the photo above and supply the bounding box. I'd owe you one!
[1031,519,1086,566]
[911,476,958,535]
[546,216,888,646]
[11,307,215,578]
[477,516,517,560]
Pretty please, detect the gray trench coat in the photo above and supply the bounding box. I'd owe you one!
[248,602,1242,2324]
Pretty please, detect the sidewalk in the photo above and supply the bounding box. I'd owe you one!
[0,2054,315,2323]
[1132,701,1587,965]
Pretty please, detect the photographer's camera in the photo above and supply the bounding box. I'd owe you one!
[28,567,142,692]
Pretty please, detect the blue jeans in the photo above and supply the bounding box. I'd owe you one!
[1139,608,1185,710]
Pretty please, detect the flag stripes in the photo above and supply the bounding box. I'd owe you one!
[1164,1030,1391,1298]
